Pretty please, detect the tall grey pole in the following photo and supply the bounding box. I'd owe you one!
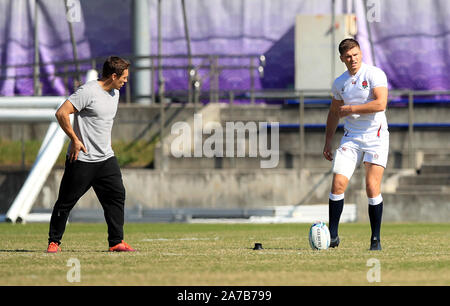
[331,0,336,88]
[158,0,166,171]
[33,0,40,96]
[363,0,377,66]
[65,0,81,89]
[132,0,152,104]
[157,0,165,103]
[181,0,193,104]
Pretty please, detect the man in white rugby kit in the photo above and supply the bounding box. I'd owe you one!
[323,38,388,251]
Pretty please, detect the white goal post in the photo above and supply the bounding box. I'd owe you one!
[1,96,69,223]
[2,70,98,223]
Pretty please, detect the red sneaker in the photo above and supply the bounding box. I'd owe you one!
[46,242,61,253]
[109,240,136,252]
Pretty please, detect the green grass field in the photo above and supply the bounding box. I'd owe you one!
[0,222,449,286]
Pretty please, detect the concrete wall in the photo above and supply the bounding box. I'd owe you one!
[1,167,363,212]
[2,166,450,222]
[32,168,345,210]
[3,166,449,223]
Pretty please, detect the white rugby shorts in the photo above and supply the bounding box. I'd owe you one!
[332,133,389,180]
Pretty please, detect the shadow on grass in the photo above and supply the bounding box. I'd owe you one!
[0,249,115,253]
[246,247,306,251]
[0,249,37,253]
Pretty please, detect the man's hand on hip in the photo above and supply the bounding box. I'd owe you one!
[69,139,87,162]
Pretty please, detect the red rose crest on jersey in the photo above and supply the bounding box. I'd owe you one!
[362,80,368,89]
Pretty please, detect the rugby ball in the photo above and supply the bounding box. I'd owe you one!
[308,221,331,250]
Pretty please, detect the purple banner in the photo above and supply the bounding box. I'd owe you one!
[1,0,449,97]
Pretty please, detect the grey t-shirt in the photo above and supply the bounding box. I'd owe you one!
[67,80,119,162]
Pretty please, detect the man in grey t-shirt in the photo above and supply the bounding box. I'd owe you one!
[67,79,119,162]
[47,56,136,253]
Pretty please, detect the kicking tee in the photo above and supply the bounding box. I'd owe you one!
[331,62,388,137]
[67,80,119,162]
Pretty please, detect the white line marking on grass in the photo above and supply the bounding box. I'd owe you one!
[142,237,219,242]
[162,253,184,256]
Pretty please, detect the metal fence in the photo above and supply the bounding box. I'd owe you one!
[0,54,266,104]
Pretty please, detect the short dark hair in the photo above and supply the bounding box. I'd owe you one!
[338,38,360,55]
[102,56,130,78]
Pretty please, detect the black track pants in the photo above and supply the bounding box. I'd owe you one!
[48,156,125,247]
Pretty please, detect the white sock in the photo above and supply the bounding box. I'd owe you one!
[368,194,383,206]
[329,193,344,201]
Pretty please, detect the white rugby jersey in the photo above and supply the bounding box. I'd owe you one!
[332,63,388,137]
